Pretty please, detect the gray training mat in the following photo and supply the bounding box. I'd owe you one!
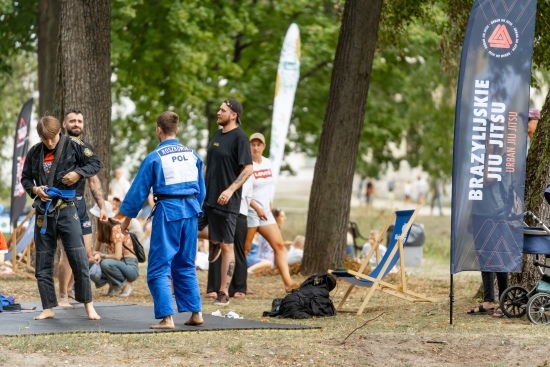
[0,302,319,335]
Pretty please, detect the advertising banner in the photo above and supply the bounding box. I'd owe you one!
[269,23,301,189]
[10,98,33,229]
[451,1,537,274]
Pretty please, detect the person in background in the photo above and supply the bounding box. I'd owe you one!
[110,196,145,242]
[430,177,444,216]
[414,175,427,205]
[346,228,357,261]
[365,180,374,205]
[527,108,540,147]
[361,230,385,265]
[467,127,515,317]
[109,167,131,200]
[287,235,305,265]
[90,201,138,297]
[137,193,155,227]
[0,232,7,266]
[404,180,412,205]
[479,108,540,318]
[244,132,297,293]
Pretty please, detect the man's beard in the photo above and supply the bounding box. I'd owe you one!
[67,128,81,137]
[217,117,229,126]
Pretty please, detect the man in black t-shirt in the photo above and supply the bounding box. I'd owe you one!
[57,109,108,307]
[199,99,252,306]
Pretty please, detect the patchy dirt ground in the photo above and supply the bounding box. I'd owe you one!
[2,261,550,367]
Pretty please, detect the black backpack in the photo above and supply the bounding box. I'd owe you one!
[264,273,337,319]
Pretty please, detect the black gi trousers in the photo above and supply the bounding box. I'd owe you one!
[207,214,247,296]
[35,202,92,309]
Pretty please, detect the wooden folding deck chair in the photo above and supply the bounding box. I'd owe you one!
[4,209,36,279]
[329,207,435,315]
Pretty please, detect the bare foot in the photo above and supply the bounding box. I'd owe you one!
[84,302,101,320]
[34,308,55,320]
[184,312,203,326]
[150,316,175,329]
[58,294,73,308]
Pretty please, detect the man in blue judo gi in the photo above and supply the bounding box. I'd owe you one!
[120,111,206,329]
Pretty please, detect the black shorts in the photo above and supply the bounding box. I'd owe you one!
[199,205,237,244]
[75,196,92,235]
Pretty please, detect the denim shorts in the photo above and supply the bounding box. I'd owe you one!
[247,208,276,227]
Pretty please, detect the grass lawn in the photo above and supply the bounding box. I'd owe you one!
[2,207,550,366]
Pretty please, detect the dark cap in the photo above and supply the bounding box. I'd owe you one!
[224,99,242,124]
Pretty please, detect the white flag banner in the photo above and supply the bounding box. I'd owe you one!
[269,23,300,192]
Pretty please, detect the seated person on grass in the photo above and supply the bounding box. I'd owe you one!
[0,232,7,266]
[287,235,305,265]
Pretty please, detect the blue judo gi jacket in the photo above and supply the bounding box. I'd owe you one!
[120,139,205,220]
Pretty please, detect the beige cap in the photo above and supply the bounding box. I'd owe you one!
[249,132,265,144]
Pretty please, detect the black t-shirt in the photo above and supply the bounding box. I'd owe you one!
[204,127,252,213]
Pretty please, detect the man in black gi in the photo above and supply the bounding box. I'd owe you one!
[21,115,101,320]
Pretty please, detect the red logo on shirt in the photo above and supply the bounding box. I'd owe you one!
[254,169,272,179]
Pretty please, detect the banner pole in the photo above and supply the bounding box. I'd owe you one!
[449,273,454,329]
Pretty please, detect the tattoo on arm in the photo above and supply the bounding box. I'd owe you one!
[91,189,104,203]
[227,262,235,277]
[88,176,104,204]
[233,169,251,186]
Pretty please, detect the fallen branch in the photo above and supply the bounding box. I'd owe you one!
[341,312,385,344]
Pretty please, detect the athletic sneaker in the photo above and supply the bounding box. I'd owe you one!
[212,292,230,306]
[208,242,222,263]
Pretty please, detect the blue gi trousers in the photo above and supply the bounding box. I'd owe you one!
[147,205,201,319]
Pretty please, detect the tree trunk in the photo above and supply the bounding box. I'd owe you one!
[37,0,60,117]
[53,0,111,194]
[510,92,550,288]
[301,0,383,275]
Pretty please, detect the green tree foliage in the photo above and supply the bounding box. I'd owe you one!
[110,1,456,180]
[0,53,36,198]
[0,0,36,75]
[110,0,343,171]
[0,0,475,183]
[356,3,455,179]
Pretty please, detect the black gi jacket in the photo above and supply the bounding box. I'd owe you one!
[21,134,101,209]
[68,137,95,196]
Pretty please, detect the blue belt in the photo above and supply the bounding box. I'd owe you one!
[40,188,76,234]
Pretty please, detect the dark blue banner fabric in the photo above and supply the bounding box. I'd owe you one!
[10,98,33,228]
[451,1,537,274]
